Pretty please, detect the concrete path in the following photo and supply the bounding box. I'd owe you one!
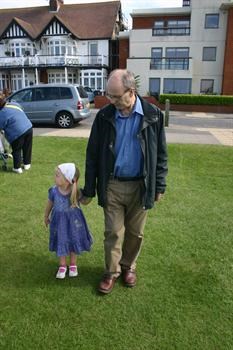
[33,109,233,146]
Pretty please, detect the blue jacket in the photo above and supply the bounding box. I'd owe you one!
[0,102,32,143]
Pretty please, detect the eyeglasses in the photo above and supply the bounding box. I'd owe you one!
[106,89,130,100]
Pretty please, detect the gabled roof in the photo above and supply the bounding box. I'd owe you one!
[0,1,121,40]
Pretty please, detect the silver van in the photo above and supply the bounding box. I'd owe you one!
[7,83,91,128]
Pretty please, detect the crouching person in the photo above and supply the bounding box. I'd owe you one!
[0,92,33,174]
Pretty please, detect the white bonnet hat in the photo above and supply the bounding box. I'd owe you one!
[58,163,76,184]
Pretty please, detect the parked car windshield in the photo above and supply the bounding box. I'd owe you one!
[11,89,32,102]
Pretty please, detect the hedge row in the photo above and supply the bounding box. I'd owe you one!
[159,94,233,105]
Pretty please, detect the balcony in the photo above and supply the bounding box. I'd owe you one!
[152,26,190,36]
[150,57,190,70]
[0,54,109,68]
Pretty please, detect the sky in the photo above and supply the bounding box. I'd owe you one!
[0,0,183,27]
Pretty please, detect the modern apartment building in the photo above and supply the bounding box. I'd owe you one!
[0,0,125,93]
[119,0,233,96]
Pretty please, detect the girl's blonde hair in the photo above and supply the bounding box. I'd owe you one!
[58,165,80,207]
[70,166,80,207]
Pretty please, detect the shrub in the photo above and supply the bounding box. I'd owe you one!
[159,94,233,105]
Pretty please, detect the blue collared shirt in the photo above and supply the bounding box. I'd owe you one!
[114,96,144,177]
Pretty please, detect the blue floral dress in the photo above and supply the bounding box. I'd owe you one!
[48,186,93,257]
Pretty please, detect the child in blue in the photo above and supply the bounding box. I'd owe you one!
[44,163,92,279]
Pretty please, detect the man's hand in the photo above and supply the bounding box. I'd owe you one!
[80,196,92,205]
[79,189,93,205]
[155,193,163,202]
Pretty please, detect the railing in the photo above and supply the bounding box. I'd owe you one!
[152,27,190,36]
[150,57,190,70]
[0,54,109,68]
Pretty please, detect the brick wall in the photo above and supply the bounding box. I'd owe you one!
[119,38,129,69]
[222,8,233,95]
[132,15,190,29]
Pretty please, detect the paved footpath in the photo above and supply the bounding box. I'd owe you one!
[166,111,232,146]
[33,109,233,146]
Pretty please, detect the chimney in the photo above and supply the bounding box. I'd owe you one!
[49,0,64,12]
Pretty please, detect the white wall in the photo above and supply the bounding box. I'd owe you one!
[76,40,108,56]
[126,0,228,95]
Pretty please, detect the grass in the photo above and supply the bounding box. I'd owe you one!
[0,137,232,350]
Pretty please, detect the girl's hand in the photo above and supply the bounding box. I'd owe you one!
[44,216,50,227]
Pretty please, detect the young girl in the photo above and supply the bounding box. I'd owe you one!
[44,163,93,279]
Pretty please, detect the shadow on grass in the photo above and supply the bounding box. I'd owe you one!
[0,252,103,293]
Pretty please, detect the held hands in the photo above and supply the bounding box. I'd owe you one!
[80,196,92,205]
[79,188,93,205]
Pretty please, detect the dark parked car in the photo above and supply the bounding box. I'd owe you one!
[93,89,102,96]
[7,83,91,128]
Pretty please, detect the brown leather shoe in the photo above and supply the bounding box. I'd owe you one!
[122,270,136,287]
[98,275,117,294]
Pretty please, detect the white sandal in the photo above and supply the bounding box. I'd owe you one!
[69,265,78,277]
[56,266,67,279]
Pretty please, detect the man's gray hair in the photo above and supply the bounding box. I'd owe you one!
[108,69,137,92]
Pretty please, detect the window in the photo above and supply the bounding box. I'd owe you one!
[11,73,30,91]
[164,78,191,94]
[165,48,189,70]
[151,48,162,69]
[205,14,219,28]
[48,39,67,56]
[48,72,77,84]
[153,19,190,36]
[60,87,73,99]
[200,79,214,94]
[0,73,10,91]
[12,88,33,103]
[9,41,34,57]
[38,87,60,100]
[149,78,160,97]
[203,47,216,61]
[89,42,98,64]
[80,69,107,91]
[76,86,88,98]
[167,20,190,35]
[153,21,164,35]
[67,73,77,84]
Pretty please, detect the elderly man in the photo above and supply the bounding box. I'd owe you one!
[82,69,168,294]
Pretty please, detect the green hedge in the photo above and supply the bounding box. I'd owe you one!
[159,94,233,105]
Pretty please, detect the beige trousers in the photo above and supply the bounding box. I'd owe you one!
[103,179,148,278]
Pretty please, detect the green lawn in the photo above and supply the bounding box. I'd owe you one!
[0,137,232,350]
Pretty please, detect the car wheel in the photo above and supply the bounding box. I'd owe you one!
[56,112,74,128]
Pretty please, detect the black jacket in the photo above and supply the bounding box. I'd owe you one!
[83,96,168,209]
